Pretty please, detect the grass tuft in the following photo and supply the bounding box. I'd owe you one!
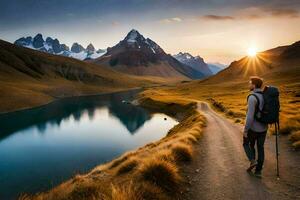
[116,158,139,175]
[109,152,135,169]
[178,135,198,144]
[138,183,169,200]
[107,182,168,200]
[69,185,103,200]
[108,183,143,200]
[171,143,193,162]
[138,159,181,193]
[156,149,174,162]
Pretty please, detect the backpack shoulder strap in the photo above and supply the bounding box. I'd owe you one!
[247,93,261,112]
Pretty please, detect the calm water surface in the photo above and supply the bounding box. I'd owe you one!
[0,90,177,199]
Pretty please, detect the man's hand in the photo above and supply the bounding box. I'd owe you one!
[243,131,248,138]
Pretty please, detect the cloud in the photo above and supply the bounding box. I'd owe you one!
[159,17,183,24]
[267,8,299,18]
[200,7,299,22]
[240,7,300,19]
[172,17,182,22]
[242,14,262,20]
[201,15,235,21]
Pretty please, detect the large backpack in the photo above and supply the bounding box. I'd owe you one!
[248,86,280,124]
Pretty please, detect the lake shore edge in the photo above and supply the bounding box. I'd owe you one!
[21,88,206,200]
[0,87,143,115]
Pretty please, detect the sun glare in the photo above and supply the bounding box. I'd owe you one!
[247,47,257,57]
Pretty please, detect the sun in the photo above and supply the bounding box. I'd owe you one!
[247,47,257,57]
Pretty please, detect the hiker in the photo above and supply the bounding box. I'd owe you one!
[243,76,268,178]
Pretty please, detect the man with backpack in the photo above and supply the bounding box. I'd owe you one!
[243,76,280,178]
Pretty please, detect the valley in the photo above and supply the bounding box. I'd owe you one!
[1,0,300,199]
[0,29,299,200]
[0,39,166,113]
[5,38,297,200]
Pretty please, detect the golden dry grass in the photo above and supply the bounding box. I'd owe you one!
[107,183,143,200]
[139,56,300,148]
[156,149,175,162]
[116,158,139,175]
[138,159,181,193]
[171,143,194,162]
[106,182,168,200]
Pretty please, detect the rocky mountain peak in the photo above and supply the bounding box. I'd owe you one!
[71,42,85,53]
[173,52,213,76]
[86,43,95,52]
[45,37,54,44]
[122,29,146,47]
[14,36,32,46]
[14,34,106,60]
[124,29,145,43]
[33,33,44,48]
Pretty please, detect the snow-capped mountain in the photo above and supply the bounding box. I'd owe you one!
[104,29,166,65]
[173,52,213,76]
[14,34,106,60]
[93,29,204,79]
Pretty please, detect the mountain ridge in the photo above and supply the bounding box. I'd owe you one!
[198,40,300,84]
[173,52,213,77]
[0,39,161,113]
[93,29,205,79]
[14,34,106,61]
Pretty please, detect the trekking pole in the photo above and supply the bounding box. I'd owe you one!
[275,122,280,179]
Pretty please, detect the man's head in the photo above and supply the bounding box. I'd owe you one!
[249,76,263,91]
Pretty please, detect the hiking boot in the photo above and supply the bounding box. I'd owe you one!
[254,170,262,178]
[247,160,257,172]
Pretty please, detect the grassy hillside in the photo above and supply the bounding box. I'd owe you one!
[21,91,206,200]
[94,55,190,80]
[141,41,300,149]
[0,40,165,113]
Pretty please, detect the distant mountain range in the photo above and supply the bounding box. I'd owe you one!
[14,30,227,79]
[0,39,159,113]
[173,52,213,76]
[173,53,227,75]
[93,29,208,79]
[14,34,106,60]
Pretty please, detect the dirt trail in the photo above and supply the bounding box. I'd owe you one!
[179,102,300,200]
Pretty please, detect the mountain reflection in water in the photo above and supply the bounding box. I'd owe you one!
[0,90,150,140]
[0,90,178,200]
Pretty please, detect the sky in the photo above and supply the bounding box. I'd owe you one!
[0,0,300,64]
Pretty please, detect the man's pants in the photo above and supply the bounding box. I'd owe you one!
[243,129,267,172]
